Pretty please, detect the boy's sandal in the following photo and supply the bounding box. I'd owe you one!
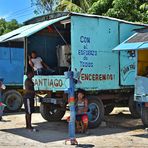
[29,128,39,132]
[71,139,78,145]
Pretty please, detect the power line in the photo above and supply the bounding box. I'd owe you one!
[7,6,35,16]
[11,12,36,20]
[5,7,35,19]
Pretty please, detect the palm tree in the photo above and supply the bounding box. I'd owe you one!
[55,0,95,13]
[31,0,57,14]
[32,0,98,14]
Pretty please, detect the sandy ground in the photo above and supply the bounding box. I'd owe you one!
[0,107,148,148]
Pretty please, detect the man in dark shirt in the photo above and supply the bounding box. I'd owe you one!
[23,70,37,131]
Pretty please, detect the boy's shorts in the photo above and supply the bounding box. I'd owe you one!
[23,96,35,114]
[76,114,88,123]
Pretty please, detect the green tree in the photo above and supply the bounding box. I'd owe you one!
[55,0,94,13]
[32,0,148,23]
[105,0,142,22]
[0,19,6,35]
[0,19,21,35]
[31,0,58,14]
[88,0,148,23]
[32,0,96,13]
[88,0,113,15]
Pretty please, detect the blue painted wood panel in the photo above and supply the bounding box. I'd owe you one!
[71,16,119,90]
[119,23,143,86]
[0,47,24,85]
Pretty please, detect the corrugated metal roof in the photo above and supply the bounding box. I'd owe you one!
[0,24,38,42]
[24,12,69,25]
[70,13,148,27]
[113,31,148,51]
[0,16,69,42]
[126,32,148,43]
[24,12,148,27]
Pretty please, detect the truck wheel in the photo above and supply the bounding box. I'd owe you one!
[141,106,148,127]
[87,96,104,128]
[104,104,115,115]
[129,95,140,118]
[40,103,66,121]
[3,90,23,112]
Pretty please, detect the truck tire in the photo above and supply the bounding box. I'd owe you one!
[129,95,140,118]
[141,106,148,127]
[40,103,66,121]
[104,104,115,115]
[3,90,23,112]
[87,96,104,128]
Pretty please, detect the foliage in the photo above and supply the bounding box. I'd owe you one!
[0,19,21,35]
[31,0,58,14]
[104,0,148,23]
[32,0,148,23]
[88,0,113,15]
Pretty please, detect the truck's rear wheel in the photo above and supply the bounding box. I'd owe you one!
[141,106,148,127]
[3,90,23,112]
[87,96,104,128]
[129,95,140,118]
[40,103,66,121]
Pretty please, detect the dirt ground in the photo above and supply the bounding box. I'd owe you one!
[0,107,148,148]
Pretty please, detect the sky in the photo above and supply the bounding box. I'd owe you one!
[0,0,36,23]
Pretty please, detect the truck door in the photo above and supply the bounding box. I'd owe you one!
[135,76,148,102]
[135,50,148,103]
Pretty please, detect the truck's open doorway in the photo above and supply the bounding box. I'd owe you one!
[137,50,148,77]
[27,20,71,75]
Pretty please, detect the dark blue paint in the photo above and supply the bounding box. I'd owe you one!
[0,47,24,85]
[28,34,65,68]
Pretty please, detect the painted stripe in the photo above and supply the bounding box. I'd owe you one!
[69,102,75,106]
[68,97,75,103]
[27,99,31,114]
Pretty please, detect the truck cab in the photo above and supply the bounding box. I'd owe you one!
[114,28,148,126]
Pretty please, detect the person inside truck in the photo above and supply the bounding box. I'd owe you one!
[75,88,89,134]
[29,51,55,75]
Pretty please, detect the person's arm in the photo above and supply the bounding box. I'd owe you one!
[41,61,49,69]
[28,56,34,68]
[41,60,55,72]
[83,99,88,113]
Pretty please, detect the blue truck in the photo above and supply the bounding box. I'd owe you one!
[0,12,147,127]
[0,45,24,112]
[114,28,148,126]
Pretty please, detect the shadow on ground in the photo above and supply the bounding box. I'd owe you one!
[4,107,39,116]
[76,144,95,148]
[132,134,148,139]
[105,113,144,130]
[0,111,145,144]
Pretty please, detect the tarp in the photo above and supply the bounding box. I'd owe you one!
[0,16,69,42]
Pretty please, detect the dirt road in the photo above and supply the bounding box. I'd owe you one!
[0,107,148,148]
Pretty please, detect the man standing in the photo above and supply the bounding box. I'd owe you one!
[23,70,37,131]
